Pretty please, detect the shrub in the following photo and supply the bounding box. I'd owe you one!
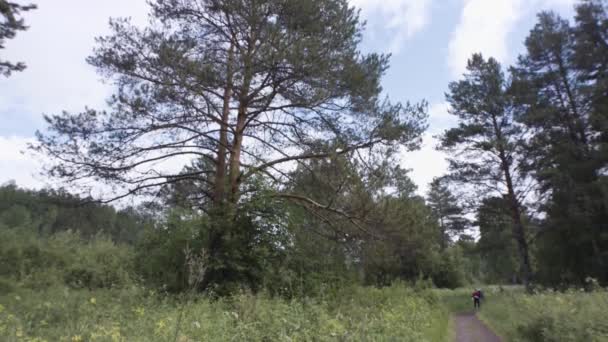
[134,211,205,292]
[62,236,135,289]
[0,227,135,290]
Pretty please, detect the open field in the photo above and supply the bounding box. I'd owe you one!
[0,284,449,342]
[438,286,608,342]
[3,281,608,341]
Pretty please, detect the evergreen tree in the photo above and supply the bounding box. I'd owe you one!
[34,0,426,292]
[440,54,533,286]
[426,177,468,249]
[511,6,608,284]
[476,197,520,284]
[0,0,36,76]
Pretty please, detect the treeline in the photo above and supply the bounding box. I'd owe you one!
[0,181,152,243]
[441,0,608,287]
[0,159,469,296]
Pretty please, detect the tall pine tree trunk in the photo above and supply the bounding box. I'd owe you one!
[505,177,532,287]
[493,116,533,287]
[213,44,234,205]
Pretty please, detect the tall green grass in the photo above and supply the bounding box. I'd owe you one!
[437,286,608,341]
[478,288,608,342]
[0,284,450,341]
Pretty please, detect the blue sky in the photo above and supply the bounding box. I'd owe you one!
[0,0,576,195]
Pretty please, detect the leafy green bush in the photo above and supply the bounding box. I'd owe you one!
[62,236,135,289]
[430,248,466,289]
[134,210,205,292]
[0,228,135,290]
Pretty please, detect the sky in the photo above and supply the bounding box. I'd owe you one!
[0,0,577,197]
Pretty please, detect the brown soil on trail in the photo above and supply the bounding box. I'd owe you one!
[454,313,501,342]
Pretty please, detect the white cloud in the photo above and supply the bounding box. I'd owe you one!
[0,0,149,121]
[447,0,576,78]
[427,101,455,134]
[350,0,432,53]
[0,0,148,192]
[400,132,448,196]
[0,136,46,189]
[398,101,457,196]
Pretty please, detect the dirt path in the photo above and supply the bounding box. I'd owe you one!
[453,313,501,342]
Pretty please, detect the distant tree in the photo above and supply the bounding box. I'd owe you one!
[440,54,533,286]
[0,184,151,244]
[426,177,468,249]
[0,0,36,76]
[476,196,520,284]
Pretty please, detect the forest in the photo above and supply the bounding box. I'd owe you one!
[0,0,607,341]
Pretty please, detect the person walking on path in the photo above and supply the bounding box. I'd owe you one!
[472,288,483,309]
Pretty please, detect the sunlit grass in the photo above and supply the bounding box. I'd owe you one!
[0,283,450,341]
[437,285,608,341]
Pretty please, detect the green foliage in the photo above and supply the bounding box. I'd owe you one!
[441,53,533,285]
[264,202,358,298]
[0,228,135,290]
[430,247,467,289]
[478,287,608,341]
[0,283,450,341]
[511,2,608,285]
[426,177,468,248]
[135,209,205,293]
[476,197,521,283]
[33,0,427,295]
[0,205,31,228]
[0,184,150,244]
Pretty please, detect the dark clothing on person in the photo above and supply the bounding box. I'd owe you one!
[472,290,482,309]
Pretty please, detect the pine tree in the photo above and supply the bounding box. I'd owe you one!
[511,6,608,284]
[426,177,468,249]
[440,54,533,286]
[0,1,36,76]
[34,0,426,292]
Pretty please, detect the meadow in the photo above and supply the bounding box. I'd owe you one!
[2,226,608,341]
[3,281,608,341]
[0,284,451,342]
[438,286,608,342]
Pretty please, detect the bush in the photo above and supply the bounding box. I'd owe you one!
[0,228,136,290]
[431,248,466,289]
[62,236,135,289]
[134,210,205,292]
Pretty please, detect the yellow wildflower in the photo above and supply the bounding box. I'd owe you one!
[90,297,97,305]
[71,335,83,342]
